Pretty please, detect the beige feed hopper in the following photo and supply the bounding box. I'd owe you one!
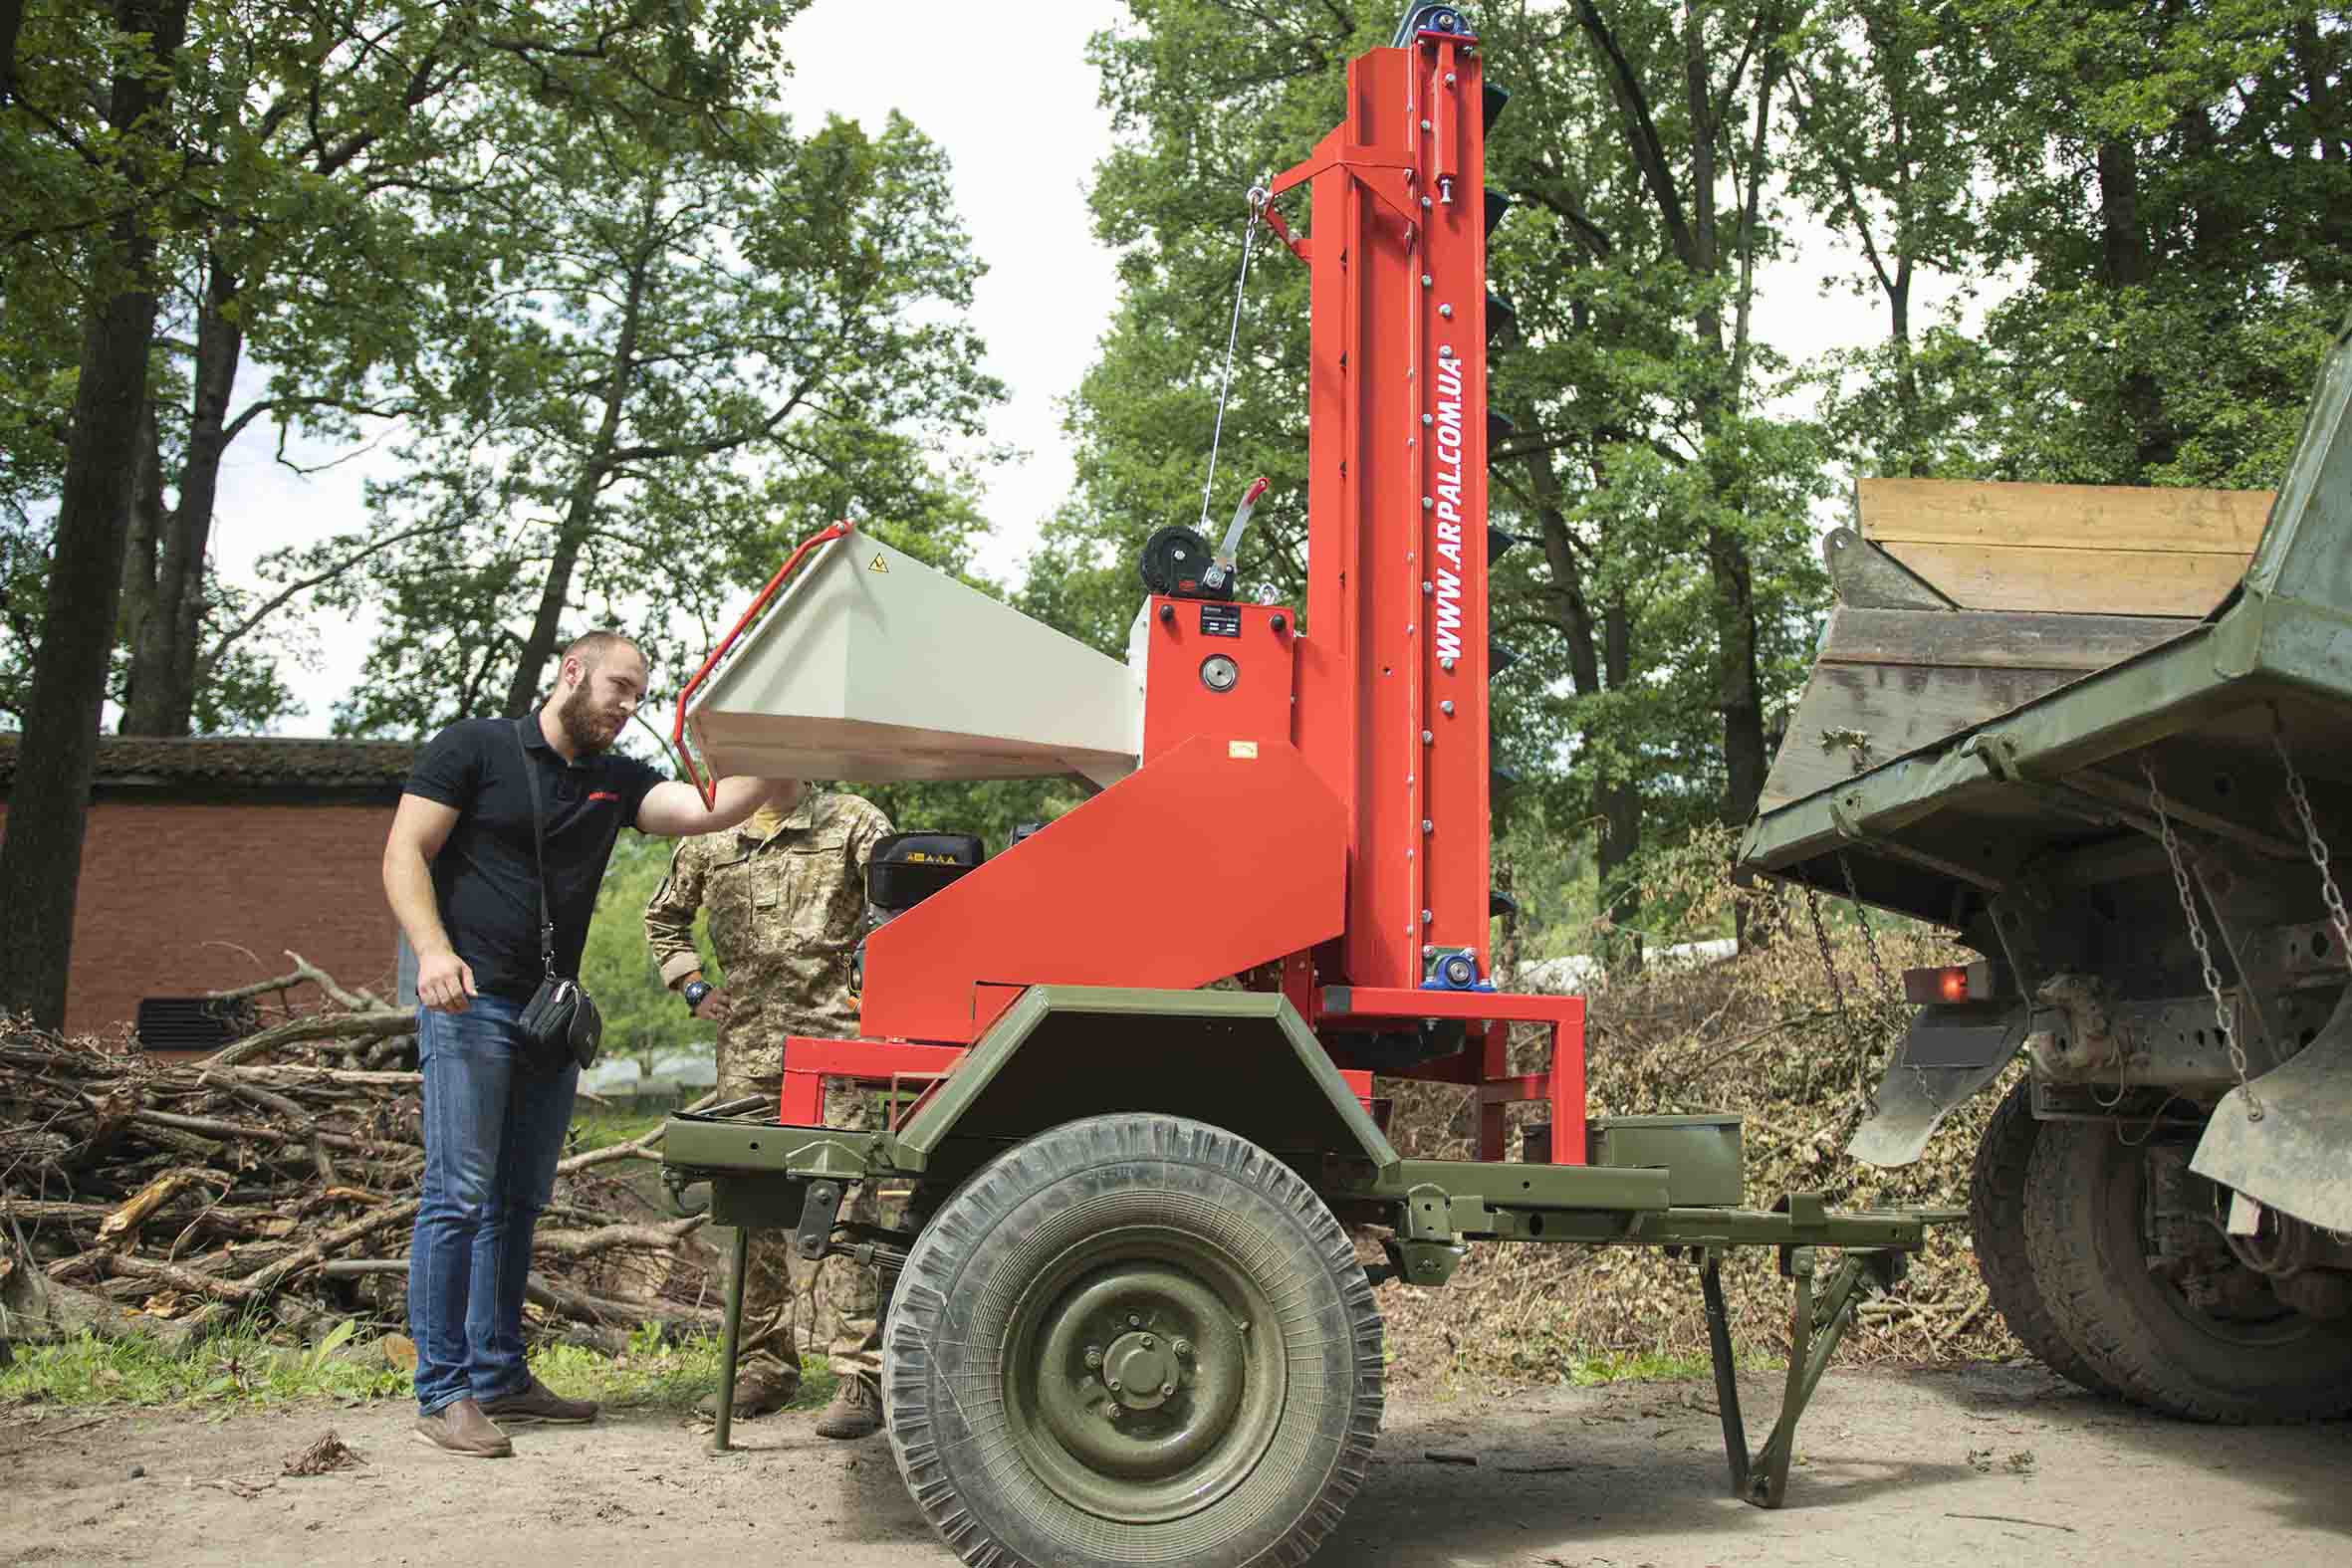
[685,533,1141,788]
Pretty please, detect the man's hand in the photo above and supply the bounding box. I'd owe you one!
[417,950,478,1014]
[691,986,736,1024]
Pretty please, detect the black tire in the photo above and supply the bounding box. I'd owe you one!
[1969,1081,2116,1396]
[882,1114,1384,1568]
[2023,1118,2352,1422]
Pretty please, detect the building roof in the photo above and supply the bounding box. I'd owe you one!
[0,733,418,791]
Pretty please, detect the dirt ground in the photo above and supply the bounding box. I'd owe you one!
[1,1362,2344,1568]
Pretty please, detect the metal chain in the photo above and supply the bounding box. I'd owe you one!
[1802,881,1849,1025]
[2142,760,2261,1120]
[2271,724,2352,973]
[1198,178,1270,533]
[1802,880,1876,1114]
[1836,852,1896,998]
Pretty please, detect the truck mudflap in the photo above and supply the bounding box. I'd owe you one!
[1846,1002,2027,1168]
[2193,987,2352,1232]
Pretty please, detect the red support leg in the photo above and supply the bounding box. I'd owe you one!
[1548,1020,1586,1167]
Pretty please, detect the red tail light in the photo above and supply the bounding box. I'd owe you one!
[1903,961,1999,1005]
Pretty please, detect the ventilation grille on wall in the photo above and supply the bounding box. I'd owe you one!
[133,997,256,1053]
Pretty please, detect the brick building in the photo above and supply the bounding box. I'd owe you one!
[0,735,416,1039]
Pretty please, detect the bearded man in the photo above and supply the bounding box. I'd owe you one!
[383,629,789,1458]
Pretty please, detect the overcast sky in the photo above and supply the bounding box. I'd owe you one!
[210,0,1966,739]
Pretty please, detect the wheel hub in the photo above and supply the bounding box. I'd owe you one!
[1007,1239,1285,1524]
[1102,1329,1181,1410]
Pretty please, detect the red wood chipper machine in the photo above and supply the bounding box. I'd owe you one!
[661,8,1937,1563]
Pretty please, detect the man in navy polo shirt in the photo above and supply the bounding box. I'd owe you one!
[383,628,785,1457]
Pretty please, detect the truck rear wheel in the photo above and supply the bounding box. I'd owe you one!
[2023,1118,2352,1422]
[1969,1081,2115,1396]
[882,1114,1384,1567]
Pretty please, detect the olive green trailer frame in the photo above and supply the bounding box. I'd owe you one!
[662,986,1941,1511]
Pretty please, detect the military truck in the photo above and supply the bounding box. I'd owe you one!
[1738,317,2352,1421]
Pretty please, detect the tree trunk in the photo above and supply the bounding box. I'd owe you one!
[118,398,165,645]
[1527,444,1644,973]
[0,0,190,1029]
[1888,265,1925,475]
[1594,595,1642,971]
[1705,521,1768,828]
[121,255,242,736]
[501,221,654,717]
[2092,137,2174,477]
[0,0,23,105]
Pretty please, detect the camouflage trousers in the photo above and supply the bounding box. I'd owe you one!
[718,1062,890,1384]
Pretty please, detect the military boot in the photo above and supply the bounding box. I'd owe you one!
[814,1373,882,1440]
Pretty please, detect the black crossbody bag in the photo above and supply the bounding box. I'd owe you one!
[512,720,603,1072]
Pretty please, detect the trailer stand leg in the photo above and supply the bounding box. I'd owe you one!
[1699,1245,1894,1508]
[712,1221,751,1454]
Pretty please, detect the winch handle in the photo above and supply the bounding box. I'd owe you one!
[1203,477,1270,592]
[672,519,855,806]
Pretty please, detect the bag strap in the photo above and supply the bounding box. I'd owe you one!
[513,718,558,981]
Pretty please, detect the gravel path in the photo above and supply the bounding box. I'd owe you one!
[3,1362,2345,1567]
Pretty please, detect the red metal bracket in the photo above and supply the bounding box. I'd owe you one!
[1262,205,1309,264]
[1323,987,1586,1165]
[780,1035,964,1126]
[669,519,854,805]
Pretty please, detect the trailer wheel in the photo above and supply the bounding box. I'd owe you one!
[1969,1081,2116,1396]
[882,1114,1383,1568]
[2023,1119,2352,1422]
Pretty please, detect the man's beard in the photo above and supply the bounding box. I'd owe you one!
[556,681,622,755]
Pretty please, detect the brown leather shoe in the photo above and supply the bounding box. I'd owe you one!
[478,1375,598,1426]
[412,1398,513,1457]
[696,1362,802,1421]
[814,1374,882,1440]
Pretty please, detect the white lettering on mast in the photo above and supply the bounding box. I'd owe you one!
[1432,354,1466,663]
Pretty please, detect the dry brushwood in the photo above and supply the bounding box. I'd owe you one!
[1375,827,2019,1388]
[0,957,722,1355]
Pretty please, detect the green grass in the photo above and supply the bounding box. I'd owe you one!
[1,1317,834,1418]
[0,1316,409,1411]
[1562,1347,1742,1386]
[531,1330,836,1415]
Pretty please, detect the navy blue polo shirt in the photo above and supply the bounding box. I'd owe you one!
[403,715,664,1001]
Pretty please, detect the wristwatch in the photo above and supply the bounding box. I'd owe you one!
[681,979,713,1013]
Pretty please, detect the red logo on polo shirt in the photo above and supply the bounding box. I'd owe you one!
[588,790,620,802]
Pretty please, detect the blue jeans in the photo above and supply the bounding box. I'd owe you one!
[409,994,578,1416]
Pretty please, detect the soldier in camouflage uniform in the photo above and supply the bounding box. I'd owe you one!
[643,782,894,1437]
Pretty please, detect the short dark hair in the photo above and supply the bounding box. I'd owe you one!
[562,629,643,675]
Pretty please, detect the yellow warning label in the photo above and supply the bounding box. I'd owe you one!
[868,554,889,573]
[1229,740,1260,760]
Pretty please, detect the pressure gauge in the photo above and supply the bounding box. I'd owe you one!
[1200,654,1240,693]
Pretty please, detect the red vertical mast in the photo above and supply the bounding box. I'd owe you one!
[1277,14,1492,992]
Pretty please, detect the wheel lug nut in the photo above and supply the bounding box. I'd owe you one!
[1106,1378,1121,1392]
[1174,1339,1193,1358]
[1160,1383,1175,1397]
[1139,1334,1154,1350]
[1084,1347,1102,1369]
[1128,1314,1142,1328]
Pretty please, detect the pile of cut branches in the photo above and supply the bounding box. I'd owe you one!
[0,960,719,1360]
[1376,839,2018,1387]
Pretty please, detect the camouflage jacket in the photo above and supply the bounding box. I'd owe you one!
[643,789,891,1073]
